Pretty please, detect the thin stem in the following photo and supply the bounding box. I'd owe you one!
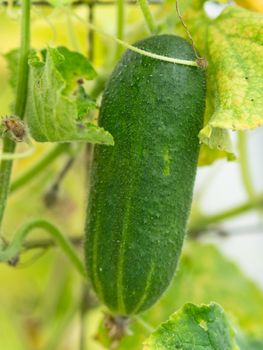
[175,0,199,59]
[79,314,86,350]
[74,13,198,67]
[43,156,75,207]
[238,131,256,199]
[137,0,157,34]
[115,0,125,59]
[14,0,31,119]
[190,223,263,239]
[89,73,108,99]
[0,0,31,229]
[87,2,95,61]
[190,194,263,230]
[45,304,79,350]
[22,236,83,250]
[0,139,34,160]
[79,286,87,350]
[0,140,15,227]
[66,7,81,51]
[134,316,155,333]
[10,144,69,193]
[0,219,86,277]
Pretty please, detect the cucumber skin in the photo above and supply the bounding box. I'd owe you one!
[85,35,206,315]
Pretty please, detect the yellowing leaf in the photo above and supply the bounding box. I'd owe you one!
[198,143,235,166]
[201,6,263,134]
[181,5,263,163]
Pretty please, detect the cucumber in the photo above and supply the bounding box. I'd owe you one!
[85,35,206,315]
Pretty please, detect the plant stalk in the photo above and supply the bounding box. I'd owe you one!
[10,144,69,193]
[237,131,256,199]
[0,0,31,229]
[115,0,125,59]
[137,0,157,34]
[0,219,86,277]
[190,194,263,230]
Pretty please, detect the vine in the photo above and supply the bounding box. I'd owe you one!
[138,0,158,34]
[0,219,86,277]
[0,0,31,229]
[74,12,199,67]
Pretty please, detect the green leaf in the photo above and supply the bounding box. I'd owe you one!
[143,303,239,350]
[26,47,114,145]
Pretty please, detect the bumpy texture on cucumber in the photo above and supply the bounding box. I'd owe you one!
[85,35,206,315]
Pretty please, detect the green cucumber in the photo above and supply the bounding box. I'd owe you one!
[85,34,206,315]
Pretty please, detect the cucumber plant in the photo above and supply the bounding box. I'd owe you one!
[0,0,262,349]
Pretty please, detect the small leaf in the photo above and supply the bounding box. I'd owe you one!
[144,303,239,350]
[26,47,113,145]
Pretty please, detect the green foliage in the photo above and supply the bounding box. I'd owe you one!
[144,303,239,350]
[26,47,114,144]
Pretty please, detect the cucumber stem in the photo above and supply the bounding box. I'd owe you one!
[237,131,256,200]
[66,7,81,51]
[190,194,263,230]
[0,0,31,230]
[115,0,125,59]
[10,143,70,193]
[137,0,158,34]
[0,219,86,277]
[74,13,198,67]
[0,139,34,161]
[134,316,155,333]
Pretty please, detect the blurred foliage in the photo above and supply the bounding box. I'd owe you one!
[235,0,263,13]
